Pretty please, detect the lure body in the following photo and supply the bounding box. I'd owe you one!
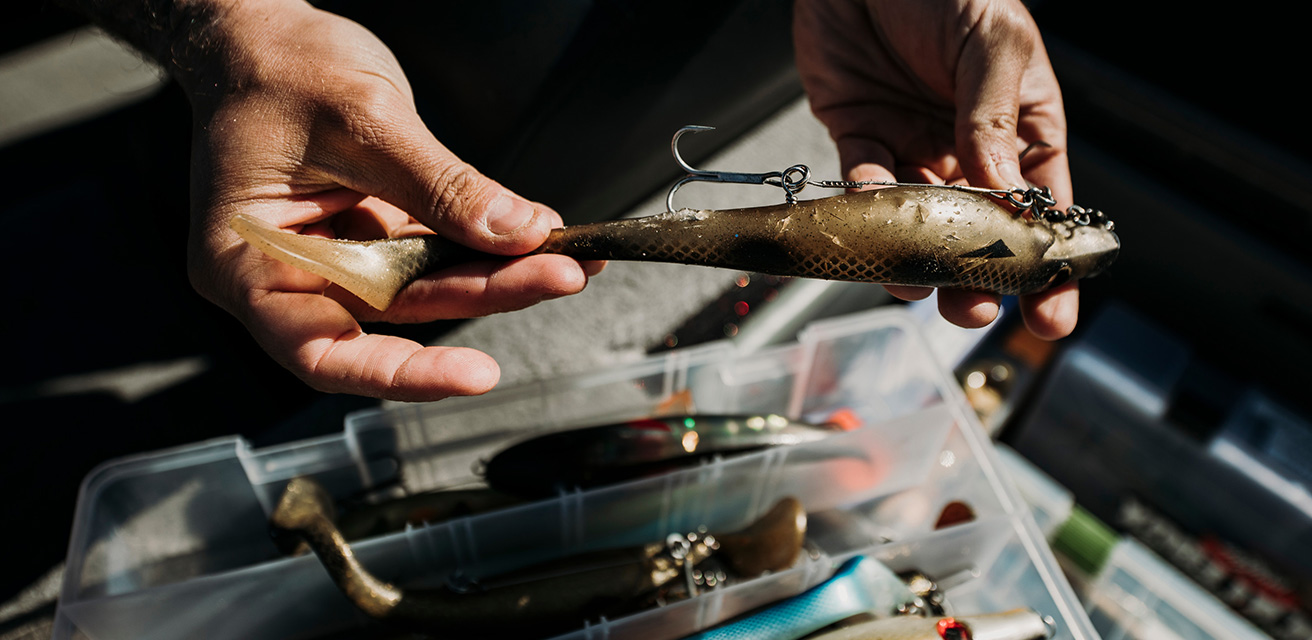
[337,488,521,540]
[483,413,845,499]
[230,186,1119,310]
[271,477,806,637]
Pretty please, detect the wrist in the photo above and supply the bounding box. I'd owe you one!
[62,0,316,103]
[162,0,316,101]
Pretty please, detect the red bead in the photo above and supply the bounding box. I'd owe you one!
[936,617,971,640]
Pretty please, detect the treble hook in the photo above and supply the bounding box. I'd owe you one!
[666,125,811,212]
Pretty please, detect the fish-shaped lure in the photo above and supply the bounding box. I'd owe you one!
[231,185,1118,310]
[271,476,807,637]
[483,412,853,500]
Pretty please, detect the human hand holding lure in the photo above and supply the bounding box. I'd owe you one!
[795,0,1082,338]
[60,0,600,402]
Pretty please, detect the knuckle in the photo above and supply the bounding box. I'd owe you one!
[986,3,1039,51]
[428,161,491,220]
[303,347,351,395]
[318,82,401,150]
[957,113,1018,146]
[982,113,1019,133]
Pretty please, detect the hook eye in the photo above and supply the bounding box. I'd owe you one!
[780,165,810,194]
[1005,189,1035,210]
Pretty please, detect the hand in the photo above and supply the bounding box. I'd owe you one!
[179,0,597,400]
[794,0,1077,339]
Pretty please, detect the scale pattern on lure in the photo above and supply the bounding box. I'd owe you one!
[230,126,1119,310]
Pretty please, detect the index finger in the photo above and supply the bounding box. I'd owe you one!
[953,4,1037,190]
[244,288,500,401]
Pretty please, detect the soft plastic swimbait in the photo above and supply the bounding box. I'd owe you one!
[270,477,806,637]
[483,412,854,499]
[229,128,1118,310]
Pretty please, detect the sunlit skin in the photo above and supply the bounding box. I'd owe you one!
[795,0,1080,339]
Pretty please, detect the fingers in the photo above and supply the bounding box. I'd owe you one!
[953,4,1037,190]
[339,254,591,323]
[951,3,1078,337]
[312,99,555,256]
[883,284,933,301]
[837,136,897,185]
[579,260,607,277]
[938,290,1001,328]
[244,289,501,401]
[318,198,595,323]
[1019,282,1079,340]
[1015,44,1073,205]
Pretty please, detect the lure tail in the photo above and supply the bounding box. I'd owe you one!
[229,214,482,310]
[270,477,403,618]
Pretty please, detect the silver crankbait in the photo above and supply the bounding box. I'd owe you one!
[231,126,1119,310]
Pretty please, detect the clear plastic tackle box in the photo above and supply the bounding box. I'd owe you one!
[53,308,1098,640]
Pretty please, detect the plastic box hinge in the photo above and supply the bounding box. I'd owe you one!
[747,447,789,525]
[559,487,586,552]
[579,615,611,640]
[695,585,726,631]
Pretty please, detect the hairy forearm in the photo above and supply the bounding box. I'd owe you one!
[56,0,228,76]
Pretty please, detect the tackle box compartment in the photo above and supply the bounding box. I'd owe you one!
[998,445,1270,640]
[53,308,1098,640]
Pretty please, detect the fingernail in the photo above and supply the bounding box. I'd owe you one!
[998,160,1026,189]
[848,163,895,191]
[487,194,536,235]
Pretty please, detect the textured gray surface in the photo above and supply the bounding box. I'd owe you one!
[0,26,164,147]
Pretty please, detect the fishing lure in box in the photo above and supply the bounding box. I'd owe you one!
[482,410,860,500]
[270,477,808,637]
[231,126,1119,310]
[687,555,1053,640]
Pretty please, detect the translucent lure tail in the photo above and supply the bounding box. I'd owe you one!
[229,214,450,310]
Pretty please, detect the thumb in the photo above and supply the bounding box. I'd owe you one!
[320,107,554,254]
[953,9,1035,190]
